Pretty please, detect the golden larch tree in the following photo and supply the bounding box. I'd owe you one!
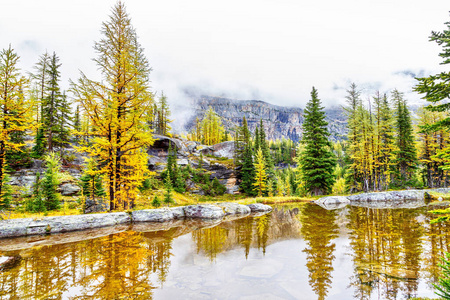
[0,46,33,207]
[71,2,154,210]
[253,148,267,197]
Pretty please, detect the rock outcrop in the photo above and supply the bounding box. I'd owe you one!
[216,202,251,215]
[180,96,347,142]
[132,208,175,222]
[0,212,131,239]
[184,204,225,219]
[247,203,273,212]
[315,196,350,210]
[315,188,450,210]
[147,135,238,194]
[0,203,272,239]
[347,190,426,202]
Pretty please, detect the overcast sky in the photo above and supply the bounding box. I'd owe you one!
[1,0,450,109]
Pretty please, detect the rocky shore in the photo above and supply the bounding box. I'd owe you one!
[315,188,450,210]
[0,202,272,239]
[314,188,450,209]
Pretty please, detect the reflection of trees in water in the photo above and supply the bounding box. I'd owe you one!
[192,208,302,261]
[421,204,450,286]
[347,207,424,300]
[0,231,174,299]
[192,226,229,262]
[300,203,338,300]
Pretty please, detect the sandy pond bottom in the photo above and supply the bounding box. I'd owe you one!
[0,202,448,299]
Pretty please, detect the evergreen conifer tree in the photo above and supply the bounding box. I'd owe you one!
[43,52,63,152]
[240,146,256,195]
[299,87,336,196]
[393,90,417,184]
[30,172,45,212]
[73,105,81,143]
[254,126,260,151]
[54,92,72,150]
[258,119,275,186]
[32,128,45,158]
[42,153,61,210]
[152,195,161,208]
[234,116,252,184]
[164,176,174,206]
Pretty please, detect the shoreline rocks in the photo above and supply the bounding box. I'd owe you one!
[315,188,450,210]
[0,202,272,239]
[247,203,273,212]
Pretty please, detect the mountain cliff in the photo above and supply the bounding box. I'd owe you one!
[180,95,347,142]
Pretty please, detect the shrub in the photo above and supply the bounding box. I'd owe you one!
[152,195,161,208]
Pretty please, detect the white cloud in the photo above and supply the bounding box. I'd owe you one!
[1,0,449,110]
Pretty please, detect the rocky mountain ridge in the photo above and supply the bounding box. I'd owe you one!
[180,95,348,142]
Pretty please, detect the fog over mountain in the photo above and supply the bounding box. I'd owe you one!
[172,95,348,142]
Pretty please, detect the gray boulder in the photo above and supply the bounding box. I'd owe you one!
[184,204,225,219]
[0,212,131,239]
[177,158,189,166]
[348,190,424,202]
[247,203,273,212]
[59,182,81,196]
[216,202,251,215]
[84,198,109,214]
[212,141,235,159]
[132,208,175,222]
[170,207,185,219]
[315,196,350,210]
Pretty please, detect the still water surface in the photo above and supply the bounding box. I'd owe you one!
[1,202,449,299]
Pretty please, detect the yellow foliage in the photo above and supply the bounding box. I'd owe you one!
[0,46,35,205]
[71,3,154,211]
[253,148,267,197]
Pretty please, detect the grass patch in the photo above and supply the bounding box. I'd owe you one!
[238,196,312,205]
[6,208,81,220]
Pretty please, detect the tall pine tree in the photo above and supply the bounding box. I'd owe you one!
[392,89,417,184]
[299,87,336,196]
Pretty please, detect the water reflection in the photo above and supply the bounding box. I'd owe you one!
[2,203,450,299]
[192,209,299,261]
[0,231,157,299]
[300,203,339,300]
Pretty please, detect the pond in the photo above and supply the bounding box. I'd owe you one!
[1,202,449,299]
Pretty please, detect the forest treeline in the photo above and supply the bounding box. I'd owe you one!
[1,1,450,213]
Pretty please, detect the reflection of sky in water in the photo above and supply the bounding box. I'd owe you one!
[0,203,448,299]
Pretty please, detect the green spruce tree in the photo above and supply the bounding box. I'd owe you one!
[32,127,45,158]
[164,176,174,206]
[30,172,45,212]
[240,146,256,195]
[73,105,81,143]
[152,195,161,208]
[42,153,61,210]
[393,89,417,185]
[299,87,336,196]
[42,52,63,152]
